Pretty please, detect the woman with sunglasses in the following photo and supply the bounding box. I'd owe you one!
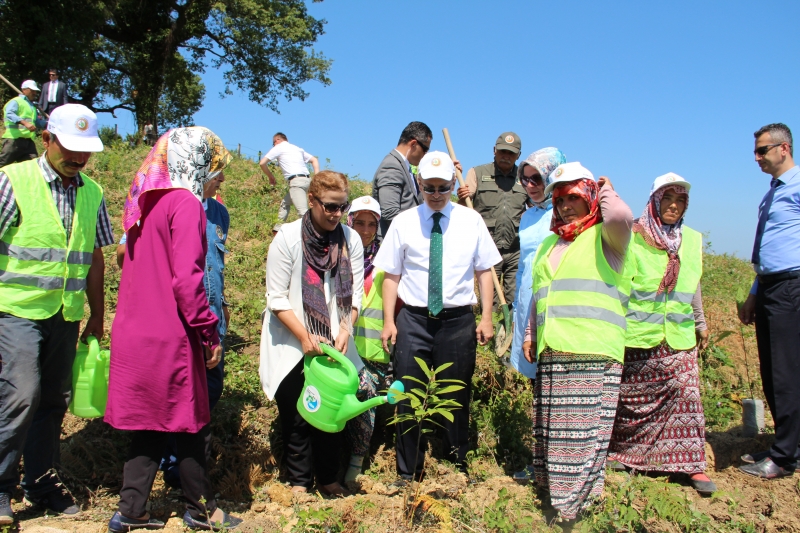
[259,171,364,496]
[607,174,715,495]
[522,162,633,524]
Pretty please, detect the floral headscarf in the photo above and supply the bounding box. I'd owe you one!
[123,127,232,231]
[550,179,602,242]
[518,147,567,209]
[633,184,690,294]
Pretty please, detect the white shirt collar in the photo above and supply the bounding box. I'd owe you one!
[420,200,453,221]
[393,148,409,163]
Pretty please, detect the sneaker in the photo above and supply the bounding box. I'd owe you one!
[182,510,243,531]
[23,486,79,515]
[108,511,165,533]
[0,492,13,525]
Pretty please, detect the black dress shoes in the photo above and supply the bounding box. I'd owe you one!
[739,457,795,479]
[740,450,770,464]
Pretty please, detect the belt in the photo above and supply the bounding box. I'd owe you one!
[404,305,472,320]
[758,270,800,286]
[286,174,309,180]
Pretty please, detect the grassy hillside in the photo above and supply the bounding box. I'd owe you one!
[10,139,800,533]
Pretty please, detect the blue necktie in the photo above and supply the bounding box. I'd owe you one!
[751,179,780,265]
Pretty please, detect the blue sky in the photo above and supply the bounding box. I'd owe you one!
[98,0,800,257]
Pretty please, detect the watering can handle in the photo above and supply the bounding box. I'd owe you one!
[83,335,101,360]
[319,343,350,366]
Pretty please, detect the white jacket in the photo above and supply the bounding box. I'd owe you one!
[259,219,364,399]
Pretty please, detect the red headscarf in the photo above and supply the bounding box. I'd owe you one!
[550,179,602,241]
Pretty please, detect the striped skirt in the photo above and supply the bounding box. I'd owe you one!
[608,343,706,474]
[532,350,623,520]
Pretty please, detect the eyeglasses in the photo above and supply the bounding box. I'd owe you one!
[754,143,784,156]
[415,139,430,154]
[421,183,453,195]
[520,175,543,187]
[312,195,351,214]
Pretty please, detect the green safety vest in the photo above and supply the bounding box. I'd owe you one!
[353,270,390,363]
[471,163,527,250]
[532,224,632,362]
[625,227,702,350]
[2,96,37,140]
[0,159,103,321]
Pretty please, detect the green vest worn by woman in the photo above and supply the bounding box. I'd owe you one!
[471,163,528,250]
[2,96,37,140]
[532,224,632,362]
[625,227,702,350]
[0,159,103,321]
[353,270,389,363]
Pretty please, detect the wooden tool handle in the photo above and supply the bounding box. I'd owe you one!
[0,73,50,119]
[442,128,473,209]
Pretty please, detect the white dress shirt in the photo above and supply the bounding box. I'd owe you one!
[263,141,313,178]
[259,219,364,399]
[48,81,58,103]
[374,201,501,308]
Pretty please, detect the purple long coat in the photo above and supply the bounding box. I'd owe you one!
[106,188,220,433]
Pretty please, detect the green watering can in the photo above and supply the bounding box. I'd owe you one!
[297,343,404,433]
[69,336,110,419]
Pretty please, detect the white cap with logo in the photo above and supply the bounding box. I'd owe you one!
[20,80,40,91]
[418,151,455,181]
[544,162,595,195]
[47,104,104,153]
[349,195,381,219]
[650,172,691,196]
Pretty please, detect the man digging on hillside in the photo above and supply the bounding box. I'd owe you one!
[739,122,800,480]
[0,104,113,524]
[0,80,47,167]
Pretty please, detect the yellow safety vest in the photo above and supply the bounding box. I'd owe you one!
[0,159,102,321]
[2,96,37,140]
[625,227,702,350]
[353,270,390,363]
[532,224,632,362]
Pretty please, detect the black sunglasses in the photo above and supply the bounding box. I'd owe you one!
[312,195,350,214]
[415,139,430,154]
[421,183,453,195]
[754,143,783,156]
[520,174,544,187]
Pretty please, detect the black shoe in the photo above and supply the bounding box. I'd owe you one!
[739,457,795,480]
[23,486,79,515]
[182,510,243,531]
[688,475,717,495]
[740,450,770,464]
[0,492,13,525]
[108,511,165,533]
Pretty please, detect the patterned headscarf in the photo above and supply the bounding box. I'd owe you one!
[347,210,381,279]
[518,147,567,209]
[633,184,689,294]
[550,179,601,242]
[123,127,232,231]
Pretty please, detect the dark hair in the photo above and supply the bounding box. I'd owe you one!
[754,123,793,156]
[398,121,432,146]
[273,132,288,142]
[48,68,58,74]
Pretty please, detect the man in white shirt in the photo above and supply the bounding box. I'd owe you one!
[259,132,320,232]
[374,151,501,483]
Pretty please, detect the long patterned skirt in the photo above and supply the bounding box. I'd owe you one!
[346,360,390,457]
[608,343,706,474]
[532,350,623,520]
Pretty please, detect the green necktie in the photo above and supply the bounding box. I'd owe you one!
[428,212,444,316]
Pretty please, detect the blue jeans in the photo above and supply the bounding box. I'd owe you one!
[0,310,79,497]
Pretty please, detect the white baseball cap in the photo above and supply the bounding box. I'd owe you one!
[418,151,455,181]
[47,104,104,153]
[20,80,40,92]
[349,196,381,219]
[650,172,691,196]
[544,162,595,196]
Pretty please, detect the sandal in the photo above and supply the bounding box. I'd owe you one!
[319,482,351,498]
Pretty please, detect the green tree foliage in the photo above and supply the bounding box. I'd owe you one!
[0,0,331,133]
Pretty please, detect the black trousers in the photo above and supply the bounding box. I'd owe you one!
[119,426,214,519]
[394,307,477,479]
[755,277,800,468]
[0,138,37,167]
[274,358,341,488]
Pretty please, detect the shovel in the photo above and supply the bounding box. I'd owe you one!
[442,128,514,357]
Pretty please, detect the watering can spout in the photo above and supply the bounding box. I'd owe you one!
[335,380,405,424]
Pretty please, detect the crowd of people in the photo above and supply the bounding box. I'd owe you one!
[0,99,798,530]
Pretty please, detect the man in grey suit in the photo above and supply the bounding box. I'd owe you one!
[38,69,68,115]
[371,121,432,236]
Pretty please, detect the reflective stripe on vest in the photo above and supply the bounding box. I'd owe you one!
[624,228,703,350]
[531,223,632,362]
[353,270,390,363]
[2,96,36,140]
[0,160,102,321]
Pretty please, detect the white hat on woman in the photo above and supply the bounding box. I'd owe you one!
[543,162,595,196]
[349,196,381,219]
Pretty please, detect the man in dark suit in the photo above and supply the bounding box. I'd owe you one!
[371,121,432,236]
[38,69,68,115]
